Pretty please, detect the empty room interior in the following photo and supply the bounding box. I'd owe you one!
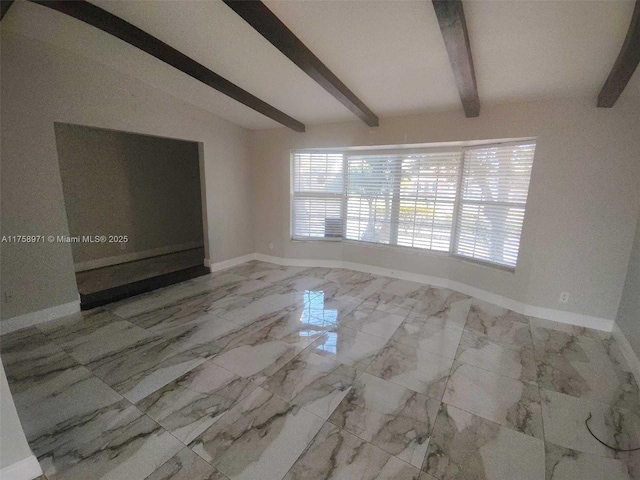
[0,1,639,480]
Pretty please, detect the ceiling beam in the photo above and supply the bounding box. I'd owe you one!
[432,0,480,118]
[30,0,306,132]
[597,0,640,108]
[1,0,15,21]
[223,0,379,127]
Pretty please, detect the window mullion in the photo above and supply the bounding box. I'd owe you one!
[342,155,348,239]
[389,156,402,246]
[450,149,466,255]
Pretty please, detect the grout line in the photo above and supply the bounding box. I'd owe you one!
[528,318,548,458]
[140,447,194,480]
[278,419,329,480]
[436,400,545,444]
[448,352,538,386]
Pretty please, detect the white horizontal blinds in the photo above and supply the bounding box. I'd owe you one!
[398,152,461,251]
[345,154,399,244]
[292,152,344,239]
[455,142,536,268]
[345,151,461,251]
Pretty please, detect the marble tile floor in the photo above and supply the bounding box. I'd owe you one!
[1,260,638,480]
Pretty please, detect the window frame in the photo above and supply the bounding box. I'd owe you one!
[290,151,345,242]
[290,139,535,271]
[343,148,462,252]
[452,140,536,270]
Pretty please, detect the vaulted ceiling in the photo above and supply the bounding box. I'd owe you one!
[2,0,639,130]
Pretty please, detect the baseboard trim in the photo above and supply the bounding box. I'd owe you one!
[207,253,257,272]
[0,300,80,335]
[0,455,43,480]
[253,253,614,332]
[74,241,204,272]
[612,322,640,385]
[1,252,614,336]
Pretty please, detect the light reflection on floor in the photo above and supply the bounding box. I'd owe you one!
[299,291,338,353]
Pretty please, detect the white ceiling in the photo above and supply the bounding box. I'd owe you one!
[2,0,639,130]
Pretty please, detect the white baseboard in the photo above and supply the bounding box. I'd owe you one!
[253,253,614,332]
[0,455,43,480]
[207,253,257,272]
[0,300,80,335]
[612,322,640,385]
[1,252,614,336]
[74,241,204,272]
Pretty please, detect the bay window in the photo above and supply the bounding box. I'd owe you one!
[291,140,535,269]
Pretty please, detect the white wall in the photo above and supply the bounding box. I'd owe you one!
[2,27,638,329]
[0,360,41,478]
[617,210,640,356]
[0,31,254,321]
[250,99,640,322]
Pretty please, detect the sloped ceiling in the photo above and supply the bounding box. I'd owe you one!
[2,0,638,130]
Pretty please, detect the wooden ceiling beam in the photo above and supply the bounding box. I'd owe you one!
[432,0,480,118]
[597,0,640,108]
[223,0,379,127]
[1,0,15,21]
[30,0,306,132]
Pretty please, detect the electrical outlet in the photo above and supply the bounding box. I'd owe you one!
[268,242,274,250]
[559,292,570,304]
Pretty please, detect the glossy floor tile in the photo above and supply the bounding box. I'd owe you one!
[366,341,454,398]
[545,442,632,480]
[39,403,184,480]
[146,447,228,480]
[328,372,440,468]
[1,260,638,480]
[464,299,532,348]
[539,388,640,458]
[390,313,466,359]
[284,422,423,480]
[455,329,537,383]
[307,326,388,371]
[37,308,155,364]
[409,288,470,319]
[332,306,405,341]
[0,327,79,394]
[135,360,258,444]
[424,403,545,480]
[443,361,544,439]
[532,325,639,408]
[189,387,325,480]
[261,350,360,419]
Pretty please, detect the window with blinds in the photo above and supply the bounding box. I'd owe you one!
[345,151,461,251]
[345,154,399,245]
[291,140,535,270]
[291,153,344,239]
[453,142,535,268]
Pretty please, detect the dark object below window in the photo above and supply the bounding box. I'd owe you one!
[325,217,343,238]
